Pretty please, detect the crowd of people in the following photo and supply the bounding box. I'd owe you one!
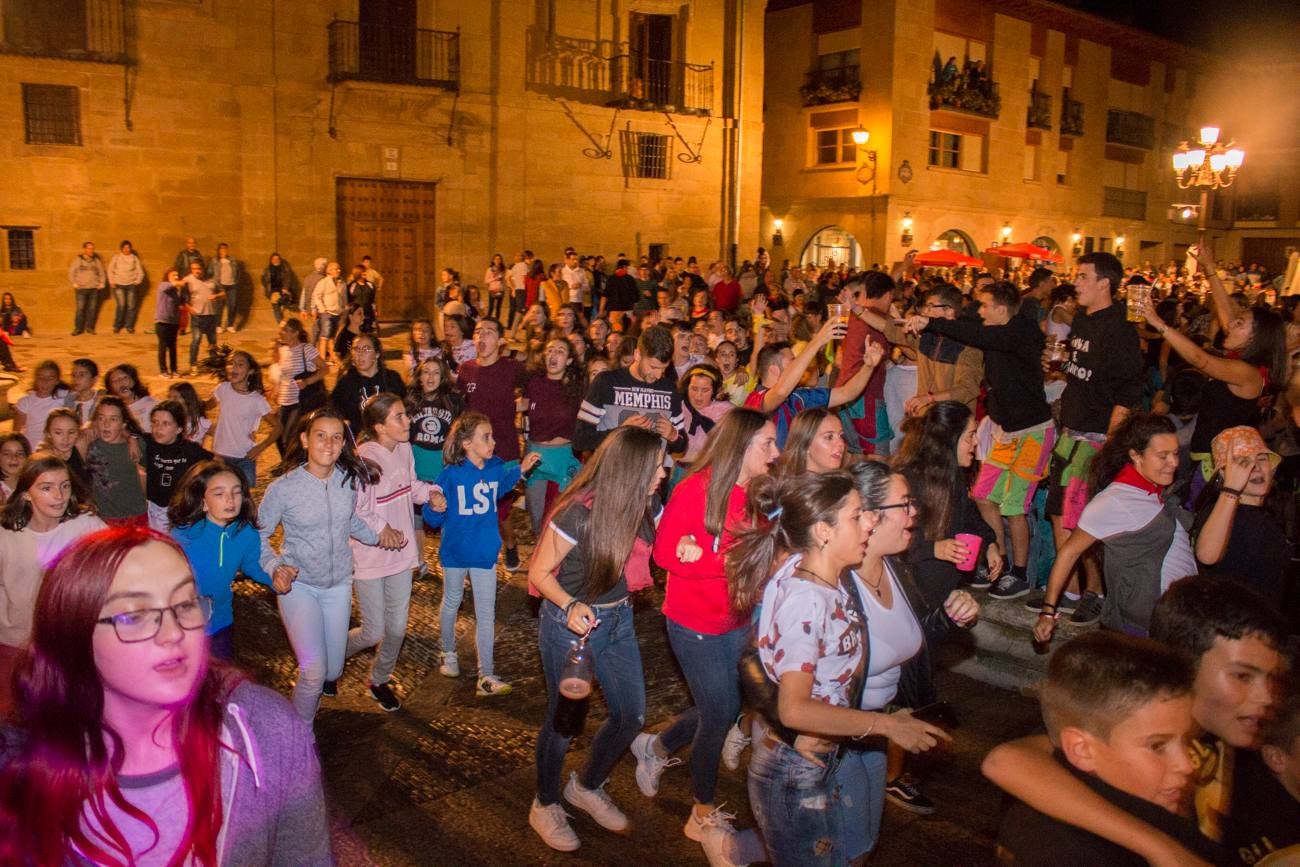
[0,238,1296,865]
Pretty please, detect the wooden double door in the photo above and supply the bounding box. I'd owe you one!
[336,178,437,322]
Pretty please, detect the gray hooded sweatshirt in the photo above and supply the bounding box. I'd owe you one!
[258,464,379,588]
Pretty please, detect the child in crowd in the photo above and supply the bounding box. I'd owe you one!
[207,349,279,487]
[13,360,69,448]
[104,363,156,434]
[169,460,273,661]
[37,408,90,492]
[141,401,211,532]
[168,380,211,445]
[406,356,463,576]
[403,318,442,376]
[345,393,432,712]
[996,631,1222,865]
[63,357,102,424]
[257,408,384,722]
[0,434,29,500]
[79,396,147,527]
[423,411,539,697]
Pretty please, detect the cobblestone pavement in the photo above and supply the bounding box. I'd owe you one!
[3,316,1044,866]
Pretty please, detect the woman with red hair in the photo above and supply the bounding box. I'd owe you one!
[0,525,330,865]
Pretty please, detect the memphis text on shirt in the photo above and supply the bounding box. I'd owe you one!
[612,388,673,412]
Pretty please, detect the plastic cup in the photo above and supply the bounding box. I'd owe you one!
[826,303,847,339]
[954,532,982,572]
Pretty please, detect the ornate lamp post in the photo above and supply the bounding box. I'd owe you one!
[1171,126,1244,247]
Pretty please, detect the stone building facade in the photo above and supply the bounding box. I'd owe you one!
[761,0,1233,273]
[0,0,764,326]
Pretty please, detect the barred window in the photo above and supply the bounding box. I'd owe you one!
[5,228,36,270]
[22,84,82,146]
[622,131,671,180]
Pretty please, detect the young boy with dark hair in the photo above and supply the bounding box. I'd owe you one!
[985,577,1289,865]
[1225,685,1300,864]
[996,631,1222,865]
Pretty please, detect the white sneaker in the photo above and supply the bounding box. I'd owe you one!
[685,804,736,842]
[563,772,628,832]
[630,732,680,798]
[476,674,513,696]
[721,722,751,771]
[529,798,580,852]
[439,652,460,678]
[217,326,226,333]
[700,824,747,867]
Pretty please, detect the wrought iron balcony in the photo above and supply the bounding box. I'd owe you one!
[1106,109,1155,149]
[327,21,458,90]
[800,65,862,107]
[0,0,129,64]
[608,55,713,115]
[1027,87,1052,130]
[927,53,1000,118]
[1061,92,1084,136]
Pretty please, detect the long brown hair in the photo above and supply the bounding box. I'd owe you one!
[892,401,970,539]
[726,471,857,612]
[687,408,768,540]
[0,526,239,865]
[775,407,839,477]
[548,426,664,600]
[0,455,94,531]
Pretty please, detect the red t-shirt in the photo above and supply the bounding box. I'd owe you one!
[458,357,524,460]
[712,280,741,313]
[524,374,581,442]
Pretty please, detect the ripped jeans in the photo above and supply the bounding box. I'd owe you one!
[534,597,645,805]
[748,721,847,867]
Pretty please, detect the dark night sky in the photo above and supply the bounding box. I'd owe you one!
[1059,0,1300,56]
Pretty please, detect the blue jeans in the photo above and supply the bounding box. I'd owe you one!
[535,598,645,805]
[220,284,238,328]
[189,313,218,366]
[440,566,498,677]
[277,579,353,721]
[112,283,140,331]
[657,619,748,804]
[218,454,257,489]
[833,745,887,858]
[73,287,100,333]
[748,724,846,867]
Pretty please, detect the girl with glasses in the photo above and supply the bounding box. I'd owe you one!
[0,525,330,864]
[329,333,404,438]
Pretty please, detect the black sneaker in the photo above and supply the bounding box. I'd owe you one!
[885,774,935,815]
[321,679,338,698]
[988,573,1031,600]
[368,681,401,712]
[1069,591,1104,626]
[1022,591,1079,613]
[504,547,522,572]
[967,565,992,589]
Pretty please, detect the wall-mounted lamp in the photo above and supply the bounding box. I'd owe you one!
[1000,222,1013,244]
[772,219,785,248]
[1115,234,1126,259]
[900,212,914,247]
[1071,229,1083,256]
[851,126,878,191]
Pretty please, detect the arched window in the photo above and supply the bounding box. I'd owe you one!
[934,229,976,257]
[801,225,861,269]
[1031,235,1060,254]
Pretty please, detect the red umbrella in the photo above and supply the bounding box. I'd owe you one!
[984,242,1064,263]
[914,248,984,267]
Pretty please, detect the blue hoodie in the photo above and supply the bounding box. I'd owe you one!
[422,456,522,569]
[172,517,272,634]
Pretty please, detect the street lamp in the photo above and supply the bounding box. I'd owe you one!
[851,126,879,267]
[1071,230,1083,256]
[772,219,785,248]
[1172,125,1245,247]
[999,222,1012,245]
[1115,235,1126,260]
[900,212,914,247]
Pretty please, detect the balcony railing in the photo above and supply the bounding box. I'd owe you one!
[1061,91,1084,136]
[1106,109,1155,149]
[608,55,713,115]
[928,52,1000,118]
[327,21,458,90]
[1027,87,1052,130]
[0,0,129,64]
[800,66,862,107]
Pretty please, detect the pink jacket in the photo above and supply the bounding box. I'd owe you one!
[351,441,433,580]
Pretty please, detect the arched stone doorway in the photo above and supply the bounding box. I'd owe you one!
[1031,235,1061,254]
[801,225,862,269]
[933,229,976,257]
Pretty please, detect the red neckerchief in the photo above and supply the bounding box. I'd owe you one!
[1115,463,1163,499]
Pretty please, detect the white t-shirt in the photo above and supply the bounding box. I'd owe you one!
[128,395,157,434]
[212,381,272,458]
[509,261,530,291]
[561,265,590,304]
[16,390,68,447]
[1077,481,1196,593]
[0,513,107,646]
[854,561,923,711]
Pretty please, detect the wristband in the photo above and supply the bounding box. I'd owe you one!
[852,715,878,741]
[1038,609,1061,620]
[1220,487,1243,498]
[563,598,580,617]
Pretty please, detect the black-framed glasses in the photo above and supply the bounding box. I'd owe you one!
[96,596,213,643]
[875,496,918,514]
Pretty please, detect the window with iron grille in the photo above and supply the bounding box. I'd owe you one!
[22,84,81,145]
[5,228,36,270]
[622,132,671,179]
[1102,187,1147,220]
